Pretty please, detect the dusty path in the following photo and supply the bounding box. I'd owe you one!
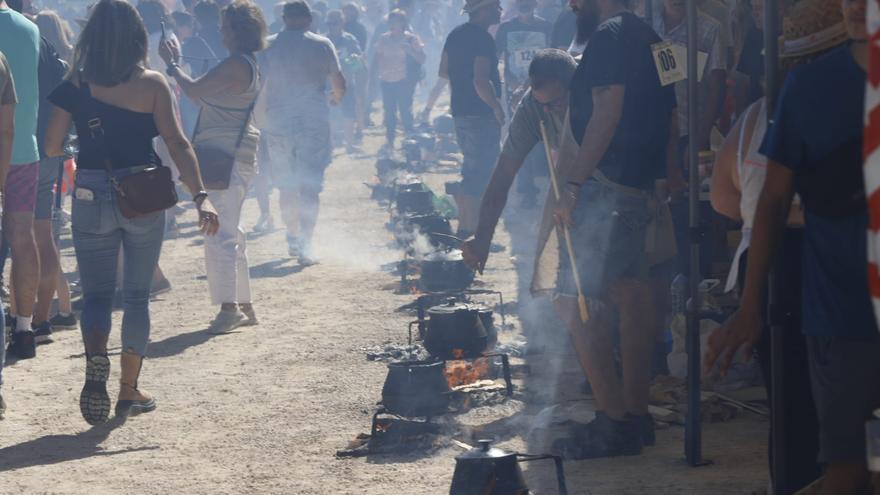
[0,128,768,494]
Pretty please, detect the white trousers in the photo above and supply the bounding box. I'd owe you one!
[204,165,253,305]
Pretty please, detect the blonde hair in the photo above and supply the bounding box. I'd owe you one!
[36,10,75,62]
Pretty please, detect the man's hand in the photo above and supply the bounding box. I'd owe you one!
[553,184,579,227]
[462,236,491,274]
[704,306,763,376]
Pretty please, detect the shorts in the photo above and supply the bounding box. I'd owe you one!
[807,334,880,463]
[4,162,39,214]
[35,157,63,220]
[265,118,332,194]
[556,179,652,299]
[454,115,501,197]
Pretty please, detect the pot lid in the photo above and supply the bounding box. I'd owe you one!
[427,298,474,315]
[422,249,464,262]
[456,440,515,460]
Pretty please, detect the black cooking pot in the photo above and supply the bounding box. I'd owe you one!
[381,360,451,417]
[376,158,406,182]
[423,299,495,359]
[405,213,453,247]
[450,440,568,495]
[419,250,475,293]
[396,183,435,216]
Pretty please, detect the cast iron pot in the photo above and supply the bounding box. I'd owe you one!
[419,250,475,293]
[381,360,452,417]
[423,299,496,359]
[449,440,568,495]
[396,183,434,216]
[405,213,453,246]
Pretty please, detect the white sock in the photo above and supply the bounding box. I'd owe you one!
[15,315,33,332]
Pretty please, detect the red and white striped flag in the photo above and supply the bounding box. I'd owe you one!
[865,0,880,325]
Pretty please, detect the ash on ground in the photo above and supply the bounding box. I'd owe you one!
[362,342,430,362]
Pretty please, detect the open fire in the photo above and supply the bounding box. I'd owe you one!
[445,352,492,388]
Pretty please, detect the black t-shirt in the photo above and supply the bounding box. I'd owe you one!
[550,9,577,49]
[569,12,676,190]
[737,26,764,102]
[443,22,501,117]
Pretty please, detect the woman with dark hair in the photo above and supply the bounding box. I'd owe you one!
[160,0,266,334]
[43,0,220,425]
[371,8,424,152]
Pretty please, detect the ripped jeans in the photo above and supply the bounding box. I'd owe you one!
[72,169,165,355]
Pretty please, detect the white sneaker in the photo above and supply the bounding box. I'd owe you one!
[208,310,247,334]
[241,308,259,327]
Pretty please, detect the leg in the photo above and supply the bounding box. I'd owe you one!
[4,163,41,326]
[381,80,399,146]
[204,172,250,306]
[119,210,165,358]
[399,80,416,133]
[554,295,627,418]
[33,219,60,324]
[612,278,658,416]
[808,335,880,495]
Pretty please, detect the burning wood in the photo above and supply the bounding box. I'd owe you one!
[445,356,492,388]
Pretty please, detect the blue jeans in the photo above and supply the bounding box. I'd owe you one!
[453,115,501,197]
[72,169,165,356]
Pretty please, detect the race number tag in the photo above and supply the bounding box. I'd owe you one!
[651,41,710,86]
[652,40,684,86]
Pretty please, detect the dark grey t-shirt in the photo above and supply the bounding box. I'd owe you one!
[262,29,341,123]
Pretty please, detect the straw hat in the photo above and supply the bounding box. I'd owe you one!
[779,0,847,58]
[461,0,499,14]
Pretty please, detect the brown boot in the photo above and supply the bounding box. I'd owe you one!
[115,350,156,418]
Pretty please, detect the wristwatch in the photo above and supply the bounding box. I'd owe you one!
[193,191,208,206]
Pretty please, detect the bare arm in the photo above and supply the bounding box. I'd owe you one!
[567,85,624,185]
[44,105,71,159]
[438,50,449,80]
[710,109,748,220]
[697,69,725,149]
[462,153,525,272]
[473,55,504,123]
[705,160,795,373]
[0,102,13,189]
[329,69,346,105]
[161,40,249,100]
[151,76,206,198]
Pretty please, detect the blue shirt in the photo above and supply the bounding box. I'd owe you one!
[0,8,40,165]
[761,45,879,337]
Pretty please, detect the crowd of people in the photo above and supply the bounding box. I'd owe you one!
[0,0,878,492]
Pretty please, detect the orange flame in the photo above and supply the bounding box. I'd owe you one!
[445,356,491,388]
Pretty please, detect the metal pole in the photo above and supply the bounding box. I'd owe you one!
[685,0,703,467]
[763,1,785,492]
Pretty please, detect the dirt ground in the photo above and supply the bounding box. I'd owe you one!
[0,125,769,494]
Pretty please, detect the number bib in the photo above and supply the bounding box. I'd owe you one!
[651,41,709,86]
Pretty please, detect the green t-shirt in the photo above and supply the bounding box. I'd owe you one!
[0,8,40,165]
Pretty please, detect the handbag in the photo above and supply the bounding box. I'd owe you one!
[192,64,260,190]
[81,81,178,219]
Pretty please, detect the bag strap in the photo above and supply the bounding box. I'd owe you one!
[78,79,118,183]
[192,53,261,153]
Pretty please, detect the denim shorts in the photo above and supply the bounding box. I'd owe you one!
[454,115,501,197]
[556,179,652,299]
[35,157,63,220]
